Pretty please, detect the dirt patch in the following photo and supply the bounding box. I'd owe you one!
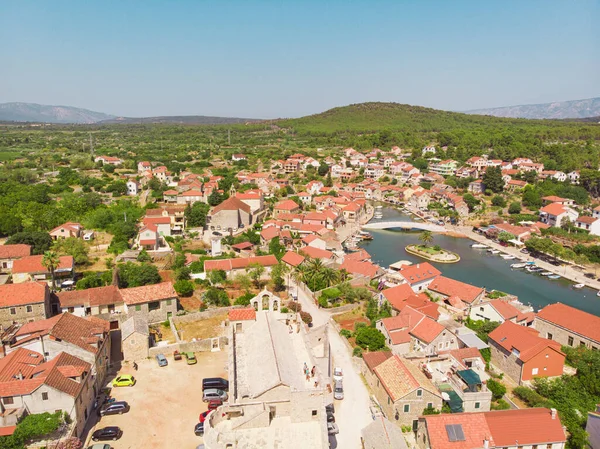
[159,270,175,282]
[338,317,370,331]
[333,306,365,324]
[179,294,203,312]
[150,322,176,344]
[176,312,228,341]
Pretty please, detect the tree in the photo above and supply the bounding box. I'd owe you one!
[52,237,89,265]
[355,327,386,351]
[318,163,329,177]
[271,262,289,292]
[508,202,522,214]
[487,379,507,401]
[174,279,194,297]
[184,202,210,227]
[137,249,151,262]
[208,269,227,286]
[522,187,542,208]
[320,267,340,288]
[324,171,333,187]
[482,166,504,193]
[419,230,433,246]
[105,180,128,197]
[42,251,60,289]
[208,190,225,206]
[204,287,230,307]
[117,262,161,288]
[247,263,265,288]
[268,237,286,261]
[462,193,480,212]
[498,231,514,243]
[491,195,506,207]
[5,231,53,255]
[234,273,252,292]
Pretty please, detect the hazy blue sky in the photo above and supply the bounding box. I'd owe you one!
[1,1,598,118]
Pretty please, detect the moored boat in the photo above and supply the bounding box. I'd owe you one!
[573,283,585,289]
[471,243,488,249]
[488,249,500,254]
[511,263,528,269]
[501,255,516,260]
[540,271,553,276]
[548,275,561,280]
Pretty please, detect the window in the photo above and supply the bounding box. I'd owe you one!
[427,402,433,408]
[68,307,74,313]
[547,445,552,449]
[387,397,390,405]
[532,446,538,449]
[547,333,553,340]
[26,305,33,313]
[580,342,587,348]
[568,336,574,346]
[311,410,317,416]
[135,305,141,311]
[166,299,172,306]
[403,404,410,413]
[3,397,14,405]
[532,368,539,375]
[475,402,480,409]
[9,308,16,315]
[416,389,423,397]
[42,392,48,401]
[148,301,160,311]
[479,307,484,312]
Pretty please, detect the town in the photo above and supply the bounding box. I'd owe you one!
[1,129,600,449]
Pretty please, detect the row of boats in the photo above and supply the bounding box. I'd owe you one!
[471,243,517,260]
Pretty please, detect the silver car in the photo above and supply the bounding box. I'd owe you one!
[333,381,344,400]
[156,354,168,367]
[202,388,228,402]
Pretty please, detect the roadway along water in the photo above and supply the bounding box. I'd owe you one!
[358,206,600,316]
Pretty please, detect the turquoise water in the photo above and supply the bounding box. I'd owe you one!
[359,206,600,316]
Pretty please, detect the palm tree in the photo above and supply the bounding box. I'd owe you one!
[320,267,340,288]
[419,230,434,247]
[42,251,60,290]
[339,269,350,283]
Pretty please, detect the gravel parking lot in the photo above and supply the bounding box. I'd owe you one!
[85,350,228,449]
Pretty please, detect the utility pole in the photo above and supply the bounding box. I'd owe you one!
[89,133,94,156]
[228,128,231,145]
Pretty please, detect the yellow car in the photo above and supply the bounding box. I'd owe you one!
[112,375,136,387]
[185,352,197,365]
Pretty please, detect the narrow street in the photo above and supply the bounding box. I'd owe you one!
[291,281,373,449]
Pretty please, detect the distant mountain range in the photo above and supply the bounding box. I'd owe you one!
[466,97,600,120]
[0,102,115,124]
[98,115,259,125]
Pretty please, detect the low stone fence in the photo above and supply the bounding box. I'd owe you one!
[149,336,229,357]
[172,306,241,324]
[325,303,360,316]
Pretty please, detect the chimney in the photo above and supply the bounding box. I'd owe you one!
[551,408,557,419]
[483,438,489,449]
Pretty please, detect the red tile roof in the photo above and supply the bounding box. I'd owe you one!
[274,199,300,211]
[12,255,74,274]
[410,317,445,344]
[443,347,484,368]
[228,308,256,321]
[428,276,484,304]
[143,216,171,225]
[339,259,379,279]
[423,412,493,449]
[577,216,598,224]
[398,263,441,285]
[488,321,563,362]
[536,303,600,343]
[231,241,254,250]
[57,285,123,308]
[299,246,334,260]
[120,282,177,305]
[260,227,280,242]
[488,299,521,320]
[374,355,437,402]
[282,251,305,267]
[0,244,31,259]
[0,282,48,307]
[540,203,566,216]
[343,249,371,262]
[211,197,251,214]
[362,351,392,372]
[485,408,566,446]
[382,284,414,310]
[0,426,16,436]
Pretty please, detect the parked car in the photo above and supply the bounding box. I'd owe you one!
[173,350,182,361]
[325,403,335,414]
[207,399,222,411]
[585,273,596,279]
[88,445,111,449]
[203,389,228,402]
[92,427,122,441]
[333,381,344,400]
[202,377,229,391]
[99,401,130,416]
[185,352,197,365]
[327,422,340,435]
[199,410,212,423]
[333,367,343,382]
[194,422,205,436]
[112,375,136,387]
[156,354,168,367]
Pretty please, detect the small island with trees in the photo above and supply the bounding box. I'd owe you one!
[405,231,460,263]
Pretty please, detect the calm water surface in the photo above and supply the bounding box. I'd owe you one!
[359,206,600,316]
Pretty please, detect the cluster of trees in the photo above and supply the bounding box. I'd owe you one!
[294,258,344,292]
[0,411,65,449]
[525,236,589,265]
[513,347,600,448]
[318,283,372,308]
[117,262,162,288]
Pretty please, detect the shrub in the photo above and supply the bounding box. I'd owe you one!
[508,202,522,214]
[161,320,170,328]
[401,425,412,433]
[513,386,551,407]
[422,405,440,415]
[354,321,367,332]
[355,327,386,351]
[318,296,329,308]
[173,280,195,297]
[352,346,363,357]
[281,307,289,314]
[299,311,313,325]
[491,399,511,410]
[136,249,151,262]
[340,329,352,338]
[287,301,302,312]
[487,379,507,401]
[234,291,254,306]
[204,287,230,307]
[491,195,506,207]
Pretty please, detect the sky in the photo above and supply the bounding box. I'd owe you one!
[1,0,598,118]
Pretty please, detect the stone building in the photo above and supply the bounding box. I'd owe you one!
[121,316,149,362]
[227,307,256,333]
[488,321,565,385]
[360,416,408,449]
[56,285,125,327]
[535,303,600,350]
[11,255,74,286]
[120,282,178,323]
[6,313,111,393]
[207,197,253,232]
[0,244,31,274]
[362,352,442,430]
[0,282,51,331]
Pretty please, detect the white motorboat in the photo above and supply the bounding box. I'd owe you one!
[501,255,516,260]
[540,271,553,276]
[488,249,500,254]
[547,275,561,280]
[511,263,528,269]
[471,243,488,249]
[597,290,600,297]
[573,283,585,289]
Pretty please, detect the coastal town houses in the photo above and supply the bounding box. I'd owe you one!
[488,321,565,385]
[207,197,253,232]
[11,255,74,286]
[0,349,96,438]
[273,199,301,218]
[145,205,186,234]
[49,222,84,240]
[535,303,600,350]
[120,282,178,323]
[469,299,533,326]
[539,202,578,227]
[0,282,51,331]
[204,255,278,280]
[0,244,31,274]
[427,276,485,311]
[94,155,122,166]
[362,352,443,429]
[396,263,441,292]
[416,408,567,449]
[574,215,600,235]
[57,285,126,322]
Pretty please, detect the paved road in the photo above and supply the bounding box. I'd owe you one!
[292,281,372,449]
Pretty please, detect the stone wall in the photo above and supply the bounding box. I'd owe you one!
[126,297,178,324]
[489,340,524,384]
[534,318,600,350]
[148,336,229,357]
[0,301,49,331]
